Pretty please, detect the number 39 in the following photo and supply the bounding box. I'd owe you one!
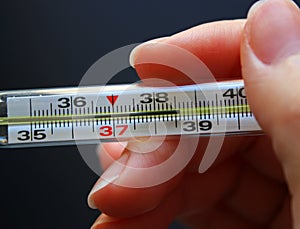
[183,120,212,132]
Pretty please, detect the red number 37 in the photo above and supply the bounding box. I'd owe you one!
[99,125,128,137]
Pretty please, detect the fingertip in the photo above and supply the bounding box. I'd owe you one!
[88,194,97,210]
[129,37,169,68]
[88,178,113,209]
[244,0,300,65]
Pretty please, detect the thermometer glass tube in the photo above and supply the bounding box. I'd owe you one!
[0,80,262,148]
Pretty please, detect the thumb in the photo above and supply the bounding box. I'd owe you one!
[241,0,300,227]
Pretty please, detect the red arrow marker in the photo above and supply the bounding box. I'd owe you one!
[106,95,119,105]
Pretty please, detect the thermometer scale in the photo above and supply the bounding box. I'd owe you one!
[0,80,261,148]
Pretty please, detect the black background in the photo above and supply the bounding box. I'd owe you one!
[1,1,299,228]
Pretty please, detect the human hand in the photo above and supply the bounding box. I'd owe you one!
[88,0,300,228]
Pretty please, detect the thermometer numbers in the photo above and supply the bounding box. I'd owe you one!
[222,87,246,99]
[99,125,128,137]
[57,96,87,108]
[183,120,212,132]
[17,129,47,141]
[140,92,169,103]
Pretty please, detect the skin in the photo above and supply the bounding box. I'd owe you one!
[88,0,300,228]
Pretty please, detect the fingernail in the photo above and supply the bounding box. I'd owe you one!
[246,0,300,64]
[91,214,119,229]
[87,153,129,209]
[87,177,116,209]
[129,37,169,68]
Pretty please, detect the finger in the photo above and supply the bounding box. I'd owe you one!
[90,157,241,229]
[91,188,182,229]
[91,138,241,217]
[90,135,249,217]
[89,137,186,217]
[90,136,230,215]
[241,0,300,227]
[130,19,246,83]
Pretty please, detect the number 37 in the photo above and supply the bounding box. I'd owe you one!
[99,125,128,137]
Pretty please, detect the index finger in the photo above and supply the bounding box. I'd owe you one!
[130,19,246,82]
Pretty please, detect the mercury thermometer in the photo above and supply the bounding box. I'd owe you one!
[0,80,261,148]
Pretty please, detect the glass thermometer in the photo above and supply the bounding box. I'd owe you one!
[0,80,261,148]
